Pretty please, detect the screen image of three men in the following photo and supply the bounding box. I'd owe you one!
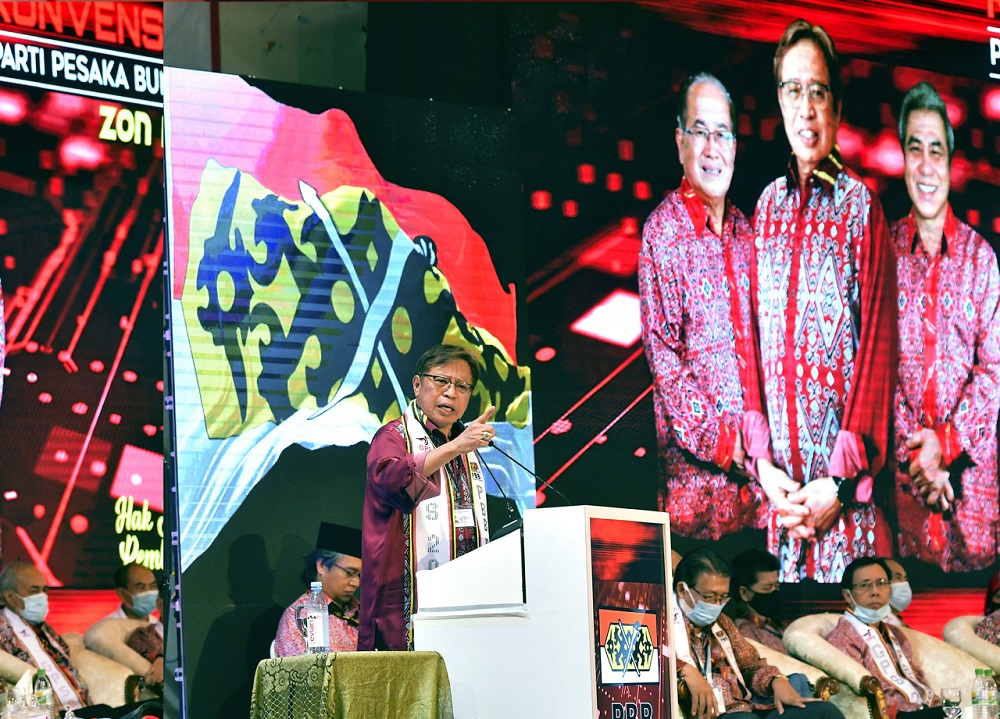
[638,18,997,582]
[279,14,996,718]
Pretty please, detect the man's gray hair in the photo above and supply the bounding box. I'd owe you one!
[302,549,344,586]
[898,81,954,160]
[676,72,736,132]
[0,561,30,594]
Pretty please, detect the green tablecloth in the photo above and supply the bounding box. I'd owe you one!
[250,651,454,719]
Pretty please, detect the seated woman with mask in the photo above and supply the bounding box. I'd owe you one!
[673,548,843,719]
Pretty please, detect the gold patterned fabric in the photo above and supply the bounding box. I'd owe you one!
[250,651,454,719]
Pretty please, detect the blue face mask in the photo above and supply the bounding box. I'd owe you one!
[130,590,158,617]
[679,584,727,627]
[17,593,49,625]
[849,592,892,625]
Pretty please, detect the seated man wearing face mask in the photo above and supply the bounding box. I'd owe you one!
[827,557,941,718]
[673,548,844,719]
[882,558,913,628]
[727,550,787,654]
[104,563,161,627]
[0,561,91,712]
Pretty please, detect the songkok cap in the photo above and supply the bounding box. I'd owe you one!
[316,522,362,559]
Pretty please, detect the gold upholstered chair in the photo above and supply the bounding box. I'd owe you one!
[942,616,1000,674]
[784,613,985,719]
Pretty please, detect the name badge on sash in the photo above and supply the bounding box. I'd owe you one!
[712,682,726,711]
[454,508,475,528]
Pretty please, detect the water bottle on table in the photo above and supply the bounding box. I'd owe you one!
[32,669,53,719]
[296,581,330,655]
[974,668,987,719]
[984,668,998,719]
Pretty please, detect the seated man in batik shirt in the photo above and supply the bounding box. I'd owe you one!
[274,522,362,656]
[882,558,913,628]
[673,548,843,719]
[726,550,787,655]
[0,562,90,713]
[976,572,1000,645]
[827,558,942,718]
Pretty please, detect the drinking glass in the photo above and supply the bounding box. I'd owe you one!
[943,687,962,719]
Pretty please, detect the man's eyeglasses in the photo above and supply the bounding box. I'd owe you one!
[682,126,736,149]
[691,586,730,605]
[421,374,474,395]
[333,564,361,580]
[851,578,891,592]
[778,81,833,109]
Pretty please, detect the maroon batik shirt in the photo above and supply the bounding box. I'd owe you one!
[892,206,1000,572]
[360,413,480,651]
[753,150,897,582]
[639,179,771,539]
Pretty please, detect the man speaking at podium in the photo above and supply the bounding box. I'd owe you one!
[360,344,496,651]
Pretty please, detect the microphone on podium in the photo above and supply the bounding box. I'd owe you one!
[454,418,522,540]
[473,445,523,541]
[488,439,573,508]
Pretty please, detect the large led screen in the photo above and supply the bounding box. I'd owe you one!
[516,3,999,586]
[0,4,163,588]
[164,68,532,572]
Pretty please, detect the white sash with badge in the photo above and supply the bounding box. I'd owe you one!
[402,402,489,572]
[671,596,751,709]
[843,611,934,705]
[3,609,85,710]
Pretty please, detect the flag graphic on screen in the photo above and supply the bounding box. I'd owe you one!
[183,166,530,438]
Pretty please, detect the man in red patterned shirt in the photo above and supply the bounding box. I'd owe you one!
[753,20,897,582]
[639,73,797,540]
[891,81,1000,573]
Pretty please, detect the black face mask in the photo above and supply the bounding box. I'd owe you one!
[748,588,781,620]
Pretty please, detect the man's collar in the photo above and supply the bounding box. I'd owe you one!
[907,204,956,257]
[412,402,449,443]
[329,595,360,626]
[787,145,844,192]
[742,605,769,628]
[679,177,726,238]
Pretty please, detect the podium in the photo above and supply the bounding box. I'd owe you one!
[413,505,677,719]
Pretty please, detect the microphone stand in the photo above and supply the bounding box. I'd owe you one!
[487,441,574,508]
[474,448,523,540]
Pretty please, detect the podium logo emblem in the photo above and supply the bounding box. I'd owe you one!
[598,608,659,684]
